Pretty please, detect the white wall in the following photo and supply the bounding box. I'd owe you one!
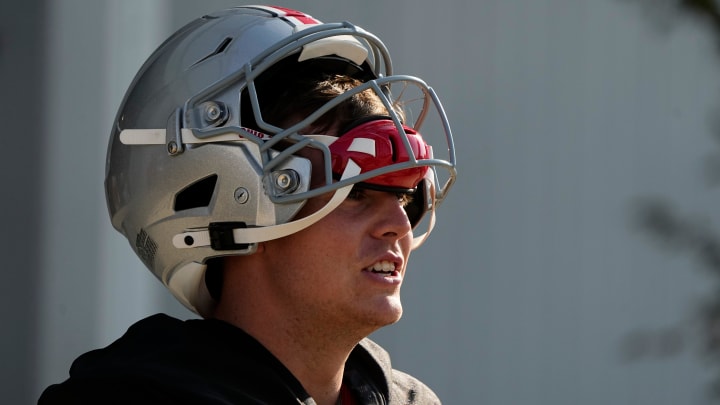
[6,0,719,404]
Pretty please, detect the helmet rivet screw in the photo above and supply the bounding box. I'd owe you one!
[234,187,249,204]
[200,101,228,127]
[167,141,179,155]
[276,173,291,189]
[271,170,299,194]
[205,103,221,121]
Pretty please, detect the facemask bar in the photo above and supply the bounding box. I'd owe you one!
[248,75,456,210]
[178,20,456,207]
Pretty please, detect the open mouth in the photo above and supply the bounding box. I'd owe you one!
[365,260,397,275]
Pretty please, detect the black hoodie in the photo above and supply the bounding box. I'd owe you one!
[38,314,440,404]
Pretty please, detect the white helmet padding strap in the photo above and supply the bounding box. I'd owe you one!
[295,24,369,65]
[119,128,262,145]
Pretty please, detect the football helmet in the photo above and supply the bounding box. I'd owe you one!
[105,6,456,315]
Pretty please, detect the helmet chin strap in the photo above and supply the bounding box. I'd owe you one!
[172,160,360,249]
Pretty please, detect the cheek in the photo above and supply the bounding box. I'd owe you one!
[399,234,413,257]
[280,216,353,261]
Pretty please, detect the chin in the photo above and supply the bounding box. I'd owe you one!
[364,297,404,327]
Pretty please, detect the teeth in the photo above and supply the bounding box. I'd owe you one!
[366,260,396,273]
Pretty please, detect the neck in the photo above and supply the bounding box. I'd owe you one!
[265,315,356,405]
[213,284,365,405]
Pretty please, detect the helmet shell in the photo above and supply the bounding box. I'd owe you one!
[106,8,320,315]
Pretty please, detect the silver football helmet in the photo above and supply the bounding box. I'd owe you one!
[105,6,456,316]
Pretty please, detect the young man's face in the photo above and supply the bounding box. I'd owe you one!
[260,185,414,333]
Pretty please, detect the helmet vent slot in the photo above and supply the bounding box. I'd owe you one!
[192,37,233,67]
[174,175,218,211]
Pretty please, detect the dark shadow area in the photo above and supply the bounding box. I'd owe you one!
[0,0,48,404]
[622,0,720,399]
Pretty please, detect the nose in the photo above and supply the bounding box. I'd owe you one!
[371,192,413,240]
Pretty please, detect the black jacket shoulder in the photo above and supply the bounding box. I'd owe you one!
[39,314,441,404]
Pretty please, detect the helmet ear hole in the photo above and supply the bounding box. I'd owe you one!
[174,175,218,211]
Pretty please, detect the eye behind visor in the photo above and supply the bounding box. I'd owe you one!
[349,181,429,228]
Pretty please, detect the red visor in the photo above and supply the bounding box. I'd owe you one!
[329,119,430,189]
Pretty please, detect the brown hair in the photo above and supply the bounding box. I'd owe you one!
[261,73,394,134]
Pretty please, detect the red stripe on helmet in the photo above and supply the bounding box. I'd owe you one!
[268,6,321,24]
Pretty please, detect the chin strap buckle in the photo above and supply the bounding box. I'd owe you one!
[208,222,250,251]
